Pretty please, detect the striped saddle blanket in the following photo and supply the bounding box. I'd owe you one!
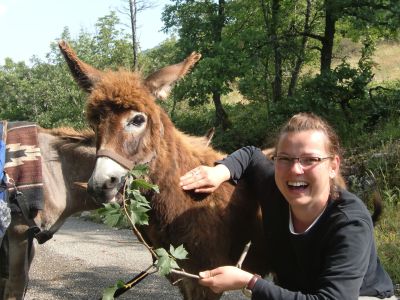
[2,121,43,214]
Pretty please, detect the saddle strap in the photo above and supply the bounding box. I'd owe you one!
[11,191,39,229]
[0,121,7,183]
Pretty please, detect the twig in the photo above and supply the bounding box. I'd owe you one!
[236,241,252,269]
[122,180,158,260]
[171,240,253,281]
[122,175,200,281]
[171,269,200,279]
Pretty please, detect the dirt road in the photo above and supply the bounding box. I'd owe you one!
[25,216,244,300]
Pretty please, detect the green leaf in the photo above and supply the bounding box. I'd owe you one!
[128,204,150,225]
[128,190,151,208]
[155,248,169,258]
[170,259,180,270]
[102,286,118,300]
[154,245,189,276]
[170,244,188,260]
[128,164,149,178]
[98,202,121,214]
[156,255,173,276]
[103,211,123,228]
[102,280,125,300]
[130,178,159,193]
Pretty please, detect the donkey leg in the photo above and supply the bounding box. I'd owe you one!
[0,233,9,300]
[2,215,31,300]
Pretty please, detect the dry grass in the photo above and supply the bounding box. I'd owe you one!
[334,40,400,82]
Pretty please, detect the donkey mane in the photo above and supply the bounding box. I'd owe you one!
[87,71,155,124]
[41,127,96,157]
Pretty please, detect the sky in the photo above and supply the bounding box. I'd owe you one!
[0,0,171,64]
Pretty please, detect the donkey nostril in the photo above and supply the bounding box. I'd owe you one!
[102,177,118,190]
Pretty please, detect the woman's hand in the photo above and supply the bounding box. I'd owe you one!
[198,266,253,293]
[179,164,231,193]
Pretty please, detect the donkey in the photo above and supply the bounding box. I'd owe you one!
[59,41,268,299]
[0,127,98,300]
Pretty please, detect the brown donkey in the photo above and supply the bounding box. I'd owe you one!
[59,41,268,299]
[0,128,98,300]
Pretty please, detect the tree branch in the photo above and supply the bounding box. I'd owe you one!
[171,269,200,279]
[122,181,158,260]
[236,241,252,269]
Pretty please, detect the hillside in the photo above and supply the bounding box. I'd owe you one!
[334,40,400,82]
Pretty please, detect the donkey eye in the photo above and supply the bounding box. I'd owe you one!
[128,114,146,126]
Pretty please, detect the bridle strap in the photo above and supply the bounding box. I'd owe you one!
[96,149,134,170]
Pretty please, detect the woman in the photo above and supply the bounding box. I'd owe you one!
[180,113,395,299]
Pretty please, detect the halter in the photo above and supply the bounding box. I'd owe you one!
[96,149,134,170]
[96,149,156,170]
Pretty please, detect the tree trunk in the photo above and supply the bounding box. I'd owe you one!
[129,0,138,70]
[213,90,230,130]
[259,0,272,109]
[271,0,282,102]
[320,1,336,73]
[288,0,311,97]
[211,0,230,130]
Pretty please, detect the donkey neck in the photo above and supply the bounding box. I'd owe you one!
[155,112,220,175]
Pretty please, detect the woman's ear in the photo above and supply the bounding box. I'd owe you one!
[330,155,340,178]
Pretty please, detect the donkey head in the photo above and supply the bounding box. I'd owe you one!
[58,40,201,203]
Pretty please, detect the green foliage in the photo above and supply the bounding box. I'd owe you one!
[375,203,400,285]
[0,58,87,127]
[97,203,127,228]
[212,102,271,152]
[97,165,189,299]
[97,166,158,228]
[172,99,271,153]
[102,280,126,300]
[139,37,180,75]
[155,245,188,276]
[0,11,132,128]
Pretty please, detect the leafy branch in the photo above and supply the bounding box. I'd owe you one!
[98,165,252,299]
[97,165,197,299]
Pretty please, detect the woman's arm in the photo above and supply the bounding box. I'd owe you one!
[198,219,374,300]
[179,146,267,192]
[179,164,231,193]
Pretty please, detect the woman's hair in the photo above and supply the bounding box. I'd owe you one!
[275,112,344,198]
[276,112,342,156]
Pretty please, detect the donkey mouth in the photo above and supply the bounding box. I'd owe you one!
[87,185,119,204]
[114,191,124,204]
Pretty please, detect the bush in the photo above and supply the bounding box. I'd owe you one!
[171,100,271,153]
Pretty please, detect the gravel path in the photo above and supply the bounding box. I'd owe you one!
[25,216,244,300]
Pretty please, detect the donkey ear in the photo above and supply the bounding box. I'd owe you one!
[144,52,201,100]
[58,40,101,93]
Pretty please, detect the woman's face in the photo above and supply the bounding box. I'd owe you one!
[274,130,340,210]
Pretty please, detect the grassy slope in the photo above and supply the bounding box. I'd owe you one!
[334,40,400,82]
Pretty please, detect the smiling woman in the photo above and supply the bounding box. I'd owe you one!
[180,112,396,300]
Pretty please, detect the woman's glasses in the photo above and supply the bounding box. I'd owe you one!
[272,156,333,169]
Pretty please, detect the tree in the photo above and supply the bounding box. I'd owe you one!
[118,0,155,70]
[225,0,320,102]
[163,0,233,130]
[0,12,133,128]
[303,0,400,73]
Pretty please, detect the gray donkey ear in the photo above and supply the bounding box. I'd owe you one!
[144,52,201,100]
[58,40,102,93]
